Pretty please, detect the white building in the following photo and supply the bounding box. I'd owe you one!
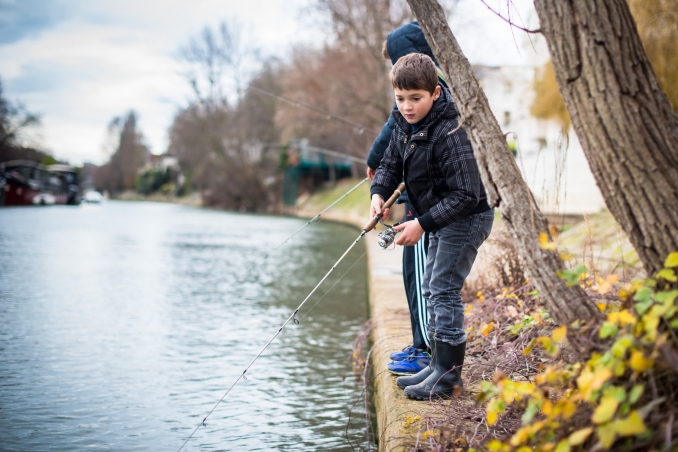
[475,65,606,214]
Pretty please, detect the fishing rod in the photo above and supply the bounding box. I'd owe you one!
[234,177,369,284]
[261,142,367,165]
[177,182,406,451]
[247,85,381,136]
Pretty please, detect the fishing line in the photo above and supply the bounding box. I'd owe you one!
[235,177,368,284]
[247,85,381,136]
[297,250,367,322]
[177,182,405,451]
[178,231,369,452]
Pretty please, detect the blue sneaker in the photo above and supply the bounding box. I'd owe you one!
[387,352,431,376]
[389,345,419,361]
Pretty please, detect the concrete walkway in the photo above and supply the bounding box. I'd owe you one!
[364,232,449,451]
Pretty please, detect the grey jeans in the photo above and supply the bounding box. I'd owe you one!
[422,209,494,346]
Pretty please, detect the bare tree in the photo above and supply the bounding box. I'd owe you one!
[405,0,600,350]
[532,0,678,274]
[0,79,40,149]
[178,19,259,104]
[95,111,148,193]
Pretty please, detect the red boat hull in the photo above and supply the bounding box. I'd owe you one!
[2,181,69,206]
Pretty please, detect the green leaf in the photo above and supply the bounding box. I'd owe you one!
[521,399,540,425]
[655,269,678,282]
[634,300,653,315]
[670,318,678,329]
[633,287,654,303]
[592,396,619,424]
[628,385,644,404]
[655,290,678,304]
[599,322,618,339]
[604,386,627,403]
[665,251,678,268]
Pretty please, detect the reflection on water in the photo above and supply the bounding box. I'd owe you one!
[0,201,370,451]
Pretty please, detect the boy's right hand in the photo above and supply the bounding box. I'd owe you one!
[370,194,389,221]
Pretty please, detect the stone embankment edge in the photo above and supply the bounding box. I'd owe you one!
[294,206,442,452]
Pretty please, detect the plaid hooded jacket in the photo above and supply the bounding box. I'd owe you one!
[370,85,490,232]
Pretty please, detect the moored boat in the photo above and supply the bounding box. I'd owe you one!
[0,160,80,206]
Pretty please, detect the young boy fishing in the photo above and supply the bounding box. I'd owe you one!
[369,53,494,400]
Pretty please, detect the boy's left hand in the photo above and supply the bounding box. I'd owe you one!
[393,219,424,246]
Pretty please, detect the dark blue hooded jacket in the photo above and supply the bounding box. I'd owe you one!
[367,22,447,204]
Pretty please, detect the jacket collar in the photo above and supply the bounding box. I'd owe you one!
[393,86,458,141]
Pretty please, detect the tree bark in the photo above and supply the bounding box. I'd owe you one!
[405,0,601,345]
[533,0,678,275]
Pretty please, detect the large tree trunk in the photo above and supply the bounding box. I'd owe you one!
[533,0,678,275]
[405,0,601,347]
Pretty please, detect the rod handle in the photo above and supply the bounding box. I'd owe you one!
[363,182,406,233]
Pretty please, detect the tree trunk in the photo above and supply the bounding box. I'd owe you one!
[405,0,601,348]
[533,0,678,275]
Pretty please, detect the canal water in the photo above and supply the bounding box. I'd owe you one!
[0,201,370,451]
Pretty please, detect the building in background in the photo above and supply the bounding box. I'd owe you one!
[475,65,605,214]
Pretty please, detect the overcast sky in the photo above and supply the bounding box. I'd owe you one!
[0,0,543,165]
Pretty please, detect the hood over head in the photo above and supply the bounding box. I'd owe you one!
[386,21,437,65]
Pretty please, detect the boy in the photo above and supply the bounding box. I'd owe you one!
[370,53,494,400]
[367,21,449,376]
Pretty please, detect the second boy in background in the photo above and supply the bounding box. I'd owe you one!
[366,21,449,376]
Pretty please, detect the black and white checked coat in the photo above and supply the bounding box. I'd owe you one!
[370,86,489,232]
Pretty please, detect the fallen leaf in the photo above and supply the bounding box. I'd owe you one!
[552,325,567,343]
[568,427,593,446]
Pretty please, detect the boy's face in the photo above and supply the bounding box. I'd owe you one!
[394,85,441,124]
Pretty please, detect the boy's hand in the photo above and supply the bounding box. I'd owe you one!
[394,219,424,246]
[366,167,376,181]
[370,194,389,221]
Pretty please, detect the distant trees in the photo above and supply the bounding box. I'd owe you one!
[169,22,282,211]
[0,78,55,164]
[94,111,148,194]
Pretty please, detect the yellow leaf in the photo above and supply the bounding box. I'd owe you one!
[597,281,613,295]
[596,424,617,449]
[481,323,495,336]
[665,252,678,268]
[487,410,498,426]
[568,427,593,446]
[578,368,612,399]
[541,399,553,415]
[597,302,607,312]
[501,386,516,404]
[487,440,505,451]
[552,325,567,343]
[562,401,577,419]
[613,411,647,436]
[422,429,434,439]
[592,397,619,424]
[629,351,654,373]
[510,426,530,446]
[617,310,636,327]
[554,440,571,452]
[539,231,557,250]
[404,414,420,428]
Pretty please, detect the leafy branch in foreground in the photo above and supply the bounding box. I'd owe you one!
[476,252,678,451]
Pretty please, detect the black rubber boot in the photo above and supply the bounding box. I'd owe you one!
[404,340,465,400]
[396,365,432,389]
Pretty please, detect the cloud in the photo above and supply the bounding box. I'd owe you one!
[0,0,73,45]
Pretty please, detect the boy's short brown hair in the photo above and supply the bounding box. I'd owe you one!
[390,53,438,94]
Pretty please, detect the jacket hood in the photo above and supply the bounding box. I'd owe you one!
[386,21,437,65]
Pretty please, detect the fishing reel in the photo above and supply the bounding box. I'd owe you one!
[377,219,401,250]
